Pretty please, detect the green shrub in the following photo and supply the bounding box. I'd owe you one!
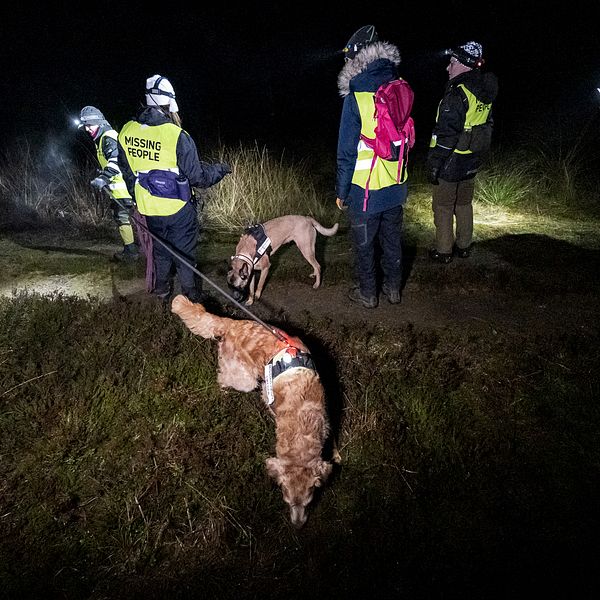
[203,143,337,231]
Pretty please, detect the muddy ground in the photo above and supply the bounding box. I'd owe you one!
[2,229,598,340]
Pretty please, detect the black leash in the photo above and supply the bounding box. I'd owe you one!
[106,191,287,343]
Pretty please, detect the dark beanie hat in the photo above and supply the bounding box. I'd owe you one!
[343,25,378,60]
[451,41,484,68]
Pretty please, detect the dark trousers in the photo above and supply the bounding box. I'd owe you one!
[349,204,403,297]
[145,202,199,299]
[432,178,475,253]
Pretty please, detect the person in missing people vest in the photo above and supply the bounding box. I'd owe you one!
[118,75,231,303]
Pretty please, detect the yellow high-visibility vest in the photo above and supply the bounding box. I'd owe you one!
[118,121,184,216]
[430,84,492,154]
[96,130,131,200]
[352,90,408,191]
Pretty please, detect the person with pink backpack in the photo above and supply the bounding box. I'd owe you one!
[335,25,414,308]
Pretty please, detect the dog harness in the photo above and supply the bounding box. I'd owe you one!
[231,223,272,268]
[264,341,317,407]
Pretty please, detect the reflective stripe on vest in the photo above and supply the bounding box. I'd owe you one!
[97,130,131,200]
[429,84,492,154]
[118,120,184,216]
[352,91,408,191]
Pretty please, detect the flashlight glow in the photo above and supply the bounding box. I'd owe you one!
[73,118,81,127]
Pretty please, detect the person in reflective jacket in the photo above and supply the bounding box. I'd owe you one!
[118,75,231,303]
[335,25,408,308]
[78,106,140,262]
[426,41,498,263]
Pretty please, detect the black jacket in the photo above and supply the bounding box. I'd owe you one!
[427,69,499,182]
[117,107,229,200]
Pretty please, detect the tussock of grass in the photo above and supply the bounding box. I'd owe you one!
[475,163,536,208]
[203,144,337,232]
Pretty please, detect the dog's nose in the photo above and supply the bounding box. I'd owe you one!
[289,505,308,528]
[228,286,246,302]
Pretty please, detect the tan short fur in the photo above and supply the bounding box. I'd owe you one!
[227,215,339,305]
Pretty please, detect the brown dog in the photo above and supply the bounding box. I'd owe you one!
[227,215,339,305]
[171,294,333,528]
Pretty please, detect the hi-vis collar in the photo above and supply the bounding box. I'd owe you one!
[231,223,272,268]
[264,341,316,407]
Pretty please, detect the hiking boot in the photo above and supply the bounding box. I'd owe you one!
[347,286,378,309]
[113,243,140,262]
[428,248,453,264]
[183,288,203,303]
[454,244,472,258]
[382,284,401,304]
[154,291,171,308]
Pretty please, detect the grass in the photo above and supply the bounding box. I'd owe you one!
[1,138,600,598]
[0,295,598,599]
[203,143,335,232]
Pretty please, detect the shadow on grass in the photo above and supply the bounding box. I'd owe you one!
[480,232,600,292]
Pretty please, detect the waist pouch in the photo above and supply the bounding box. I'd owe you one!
[138,170,191,201]
[456,123,493,154]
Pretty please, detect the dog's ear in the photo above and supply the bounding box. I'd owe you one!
[265,457,283,482]
[240,262,249,280]
[313,460,333,487]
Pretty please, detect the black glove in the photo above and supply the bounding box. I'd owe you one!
[218,163,232,177]
[426,166,440,186]
[425,156,443,186]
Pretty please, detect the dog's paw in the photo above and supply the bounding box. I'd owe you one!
[332,447,342,464]
[245,298,255,306]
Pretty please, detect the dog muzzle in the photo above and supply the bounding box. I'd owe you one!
[228,285,247,302]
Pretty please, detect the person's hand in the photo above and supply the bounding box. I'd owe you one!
[426,167,440,186]
[90,176,108,191]
[336,197,348,211]
[426,156,443,186]
[218,163,232,177]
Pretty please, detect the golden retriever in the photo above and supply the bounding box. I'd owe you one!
[171,294,333,527]
[227,215,339,305]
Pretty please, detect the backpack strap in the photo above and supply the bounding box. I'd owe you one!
[362,155,377,212]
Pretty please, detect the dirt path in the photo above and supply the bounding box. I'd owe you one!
[2,233,598,338]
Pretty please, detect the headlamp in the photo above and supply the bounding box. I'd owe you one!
[146,87,176,99]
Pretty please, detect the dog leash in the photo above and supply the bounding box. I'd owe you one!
[105,191,288,343]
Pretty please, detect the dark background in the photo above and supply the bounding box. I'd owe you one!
[3,2,599,161]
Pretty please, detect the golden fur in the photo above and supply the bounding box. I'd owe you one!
[171,294,333,527]
[227,215,339,305]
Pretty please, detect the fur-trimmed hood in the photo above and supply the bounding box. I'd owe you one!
[337,41,401,97]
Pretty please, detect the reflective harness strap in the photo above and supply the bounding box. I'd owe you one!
[231,223,272,266]
[264,345,317,406]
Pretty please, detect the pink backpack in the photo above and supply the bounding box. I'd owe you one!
[359,78,416,211]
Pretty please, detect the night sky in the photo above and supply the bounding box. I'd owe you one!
[3,2,598,159]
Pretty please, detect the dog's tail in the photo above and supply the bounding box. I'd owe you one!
[309,218,339,237]
[171,294,229,339]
